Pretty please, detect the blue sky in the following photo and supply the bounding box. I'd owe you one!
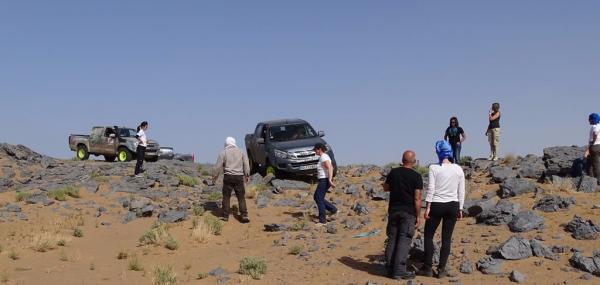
[1,1,599,165]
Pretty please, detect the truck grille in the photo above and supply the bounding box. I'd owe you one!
[291,150,317,159]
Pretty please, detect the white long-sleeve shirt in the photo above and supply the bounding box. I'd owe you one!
[426,163,466,209]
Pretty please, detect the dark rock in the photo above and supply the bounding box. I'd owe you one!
[208,267,230,284]
[256,195,269,208]
[516,155,545,179]
[477,257,503,275]
[3,203,22,212]
[272,198,301,208]
[264,223,287,232]
[564,215,599,240]
[122,212,137,224]
[569,252,600,276]
[140,205,154,217]
[345,184,359,195]
[498,236,532,260]
[410,235,440,265]
[490,166,516,183]
[40,156,57,169]
[476,200,520,226]
[530,239,559,261]
[0,143,43,161]
[574,175,598,193]
[508,211,545,232]
[15,212,28,220]
[326,223,337,234]
[352,201,370,216]
[157,210,187,223]
[543,146,585,176]
[342,218,363,230]
[533,195,576,212]
[510,271,526,283]
[473,159,494,171]
[271,179,311,192]
[500,178,536,198]
[463,198,496,217]
[129,197,151,211]
[26,193,54,206]
[459,260,474,274]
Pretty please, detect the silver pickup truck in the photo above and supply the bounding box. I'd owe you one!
[68,126,160,162]
[245,119,337,177]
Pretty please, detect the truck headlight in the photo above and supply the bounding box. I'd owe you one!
[274,149,290,159]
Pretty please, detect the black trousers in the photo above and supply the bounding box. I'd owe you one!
[424,201,459,269]
[134,145,146,175]
[385,211,416,275]
[222,175,248,217]
[587,144,600,181]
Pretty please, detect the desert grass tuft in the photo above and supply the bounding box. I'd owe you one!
[153,265,177,285]
[239,257,267,280]
[288,245,304,255]
[128,256,144,271]
[177,174,198,187]
[15,191,32,202]
[48,185,80,201]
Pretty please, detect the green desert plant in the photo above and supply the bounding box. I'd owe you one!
[73,227,83,238]
[117,250,128,260]
[128,256,144,271]
[193,206,205,216]
[164,236,179,251]
[203,215,223,235]
[48,186,80,201]
[207,191,223,202]
[289,220,308,232]
[239,257,267,280]
[413,165,429,176]
[288,245,303,255]
[196,272,208,280]
[177,174,198,187]
[15,191,32,202]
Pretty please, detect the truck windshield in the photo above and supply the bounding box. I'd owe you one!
[268,124,317,142]
[119,128,138,137]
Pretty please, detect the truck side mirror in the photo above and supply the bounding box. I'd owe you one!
[318,131,325,137]
[257,138,265,144]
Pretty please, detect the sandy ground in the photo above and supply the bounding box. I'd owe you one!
[1,165,600,285]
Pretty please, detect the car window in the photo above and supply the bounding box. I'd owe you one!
[268,124,317,142]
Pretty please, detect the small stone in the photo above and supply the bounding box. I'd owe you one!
[510,271,526,283]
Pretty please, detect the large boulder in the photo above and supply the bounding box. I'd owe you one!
[490,166,517,183]
[516,155,546,179]
[157,210,187,223]
[530,239,559,261]
[564,215,599,240]
[569,252,600,276]
[463,198,496,217]
[500,178,537,198]
[473,159,495,171]
[476,200,520,226]
[270,179,311,192]
[508,211,545,232]
[498,236,533,260]
[533,195,576,212]
[573,175,598,193]
[543,146,585,177]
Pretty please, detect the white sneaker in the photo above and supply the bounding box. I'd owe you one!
[134,174,144,178]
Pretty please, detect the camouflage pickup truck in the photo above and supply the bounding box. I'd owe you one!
[68,126,160,162]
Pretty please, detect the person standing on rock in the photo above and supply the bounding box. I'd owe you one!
[444,117,466,164]
[212,137,250,223]
[585,113,600,183]
[134,121,148,178]
[486,102,501,161]
[417,140,465,279]
[382,150,423,280]
[313,143,337,226]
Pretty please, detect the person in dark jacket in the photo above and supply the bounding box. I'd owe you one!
[444,117,466,164]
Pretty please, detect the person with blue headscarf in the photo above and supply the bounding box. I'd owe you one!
[417,140,465,279]
[586,113,600,182]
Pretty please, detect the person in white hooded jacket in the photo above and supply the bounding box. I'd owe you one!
[212,137,251,223]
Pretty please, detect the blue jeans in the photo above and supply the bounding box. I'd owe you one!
[314,178,337,223]
[451,143,461,164]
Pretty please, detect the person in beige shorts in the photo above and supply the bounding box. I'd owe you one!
[486,103,501,161]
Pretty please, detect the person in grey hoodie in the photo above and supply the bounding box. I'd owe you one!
[212,137,251,223]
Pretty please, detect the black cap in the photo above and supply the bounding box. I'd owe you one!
[314,143,326,151]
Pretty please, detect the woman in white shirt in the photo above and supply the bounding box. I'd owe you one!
[586,113,600,183]
[417,140,465,279]
[134,121,149,177]
[313,143,337,225]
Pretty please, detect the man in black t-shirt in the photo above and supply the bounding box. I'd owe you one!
[382,150,423,280]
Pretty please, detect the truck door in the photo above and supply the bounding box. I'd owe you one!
[254,124,267,166]
[103,127,118,154]
[89,127,104,153]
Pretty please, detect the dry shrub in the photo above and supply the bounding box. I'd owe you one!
[32,232,67,252]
